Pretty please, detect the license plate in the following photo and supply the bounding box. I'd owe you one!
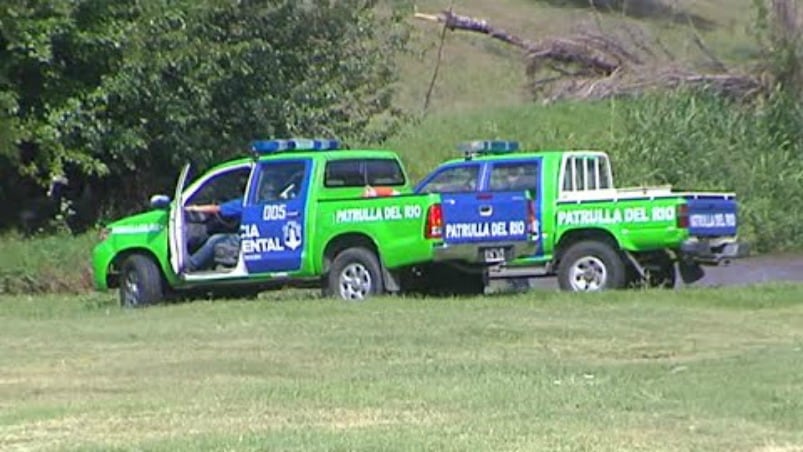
[482,247,506,263]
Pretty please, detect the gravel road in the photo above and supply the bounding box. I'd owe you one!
[490,254,803,291]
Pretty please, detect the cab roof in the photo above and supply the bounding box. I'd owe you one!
[202,148,403,174]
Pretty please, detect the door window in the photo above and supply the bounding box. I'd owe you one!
[488,162,539,192]
[186,167,250,205]
[418,165,480,193]
[253,161,307,203]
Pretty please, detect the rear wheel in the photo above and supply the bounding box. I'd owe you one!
[119,254,164,307]
[325,248,384,301]
[558,241,626,292]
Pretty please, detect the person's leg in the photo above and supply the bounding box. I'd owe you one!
[188,233,231,271]
[213,234,241,267]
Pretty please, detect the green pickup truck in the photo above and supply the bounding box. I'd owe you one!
[415,141,748,291]
[92,139,538,306]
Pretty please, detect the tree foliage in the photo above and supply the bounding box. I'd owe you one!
[0,0,407,231]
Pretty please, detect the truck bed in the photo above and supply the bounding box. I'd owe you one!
[559,185,735,203]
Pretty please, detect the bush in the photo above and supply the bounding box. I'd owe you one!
[0,232,97,295]
[0,1,409,230]
[612,88,803,252]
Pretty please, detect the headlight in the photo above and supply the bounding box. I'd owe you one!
[98,227,111,242]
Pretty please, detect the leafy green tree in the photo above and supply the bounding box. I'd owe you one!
[0,0,407,231]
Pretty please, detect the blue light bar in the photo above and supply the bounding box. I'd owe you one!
[251,138,340,154]
[458,140,520,155]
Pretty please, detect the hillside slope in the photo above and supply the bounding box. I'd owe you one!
[393,0,758,116]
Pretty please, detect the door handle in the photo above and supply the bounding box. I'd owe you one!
[479,205,493,217]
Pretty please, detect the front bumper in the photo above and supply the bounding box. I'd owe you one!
[432,239,538,265]
[679,238,750,265]
[91,241,116,290]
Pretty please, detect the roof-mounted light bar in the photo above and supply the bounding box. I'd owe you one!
[458,140,520,157]
[251,138,340,154]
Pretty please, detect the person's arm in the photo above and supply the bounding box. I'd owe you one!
[185,204,221,214]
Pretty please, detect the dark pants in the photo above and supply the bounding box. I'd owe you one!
[189,233,239,271]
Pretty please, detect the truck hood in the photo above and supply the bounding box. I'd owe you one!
[106,209,168,234]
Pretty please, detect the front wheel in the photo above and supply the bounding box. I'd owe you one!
[557,241,626,292]
[325,248,385,301]
[119,254,164,307]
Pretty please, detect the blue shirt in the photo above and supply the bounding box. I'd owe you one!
[219,198,244,218]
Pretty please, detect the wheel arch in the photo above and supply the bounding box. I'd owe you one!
[321,233,380,274]
[554,228,621,268]
[321,233,400,292]
[107,247,169,289]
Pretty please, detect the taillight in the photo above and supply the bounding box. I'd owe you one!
[425,204,443,239]
[676,203,689,229]
[527,200,537,234]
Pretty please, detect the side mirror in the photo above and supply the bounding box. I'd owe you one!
[149,194,171,210]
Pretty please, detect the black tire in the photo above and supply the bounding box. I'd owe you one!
[119,254,164,308]
[325,247,385,301]
[557,240,626,292]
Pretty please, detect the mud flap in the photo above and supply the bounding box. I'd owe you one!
[678,259,705,284]
[382,265,401,293]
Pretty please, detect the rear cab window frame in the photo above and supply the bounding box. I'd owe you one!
[323,158,406,188]
[558,153,613,200]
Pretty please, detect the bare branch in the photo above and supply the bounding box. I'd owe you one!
[413,7,765,103]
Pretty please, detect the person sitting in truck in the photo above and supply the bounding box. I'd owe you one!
[257,168,305,202]
[184,198,243,271]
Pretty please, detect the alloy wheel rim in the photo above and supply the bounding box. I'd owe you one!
[568,256,607,291]
[338,263,372,300]
[123,271,140,306]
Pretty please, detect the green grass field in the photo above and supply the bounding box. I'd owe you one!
[2,285,802,451]
[3,4,800,449]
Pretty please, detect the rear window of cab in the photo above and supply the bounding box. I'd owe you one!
[324,158,406,187]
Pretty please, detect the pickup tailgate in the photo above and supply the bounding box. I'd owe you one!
[684,196,738,237]
[439,191,534,263]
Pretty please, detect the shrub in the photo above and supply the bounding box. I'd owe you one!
[612,88,803,252]
[0,232,96,295]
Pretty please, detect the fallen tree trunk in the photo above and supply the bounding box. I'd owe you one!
[414,9,763,102]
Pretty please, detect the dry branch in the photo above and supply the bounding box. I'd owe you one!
[413,8,764,102]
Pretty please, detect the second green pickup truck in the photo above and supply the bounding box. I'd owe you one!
[415,141,749,291]
[92,139,538,306]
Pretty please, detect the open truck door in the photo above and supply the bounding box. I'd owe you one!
[169,163,192,277]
